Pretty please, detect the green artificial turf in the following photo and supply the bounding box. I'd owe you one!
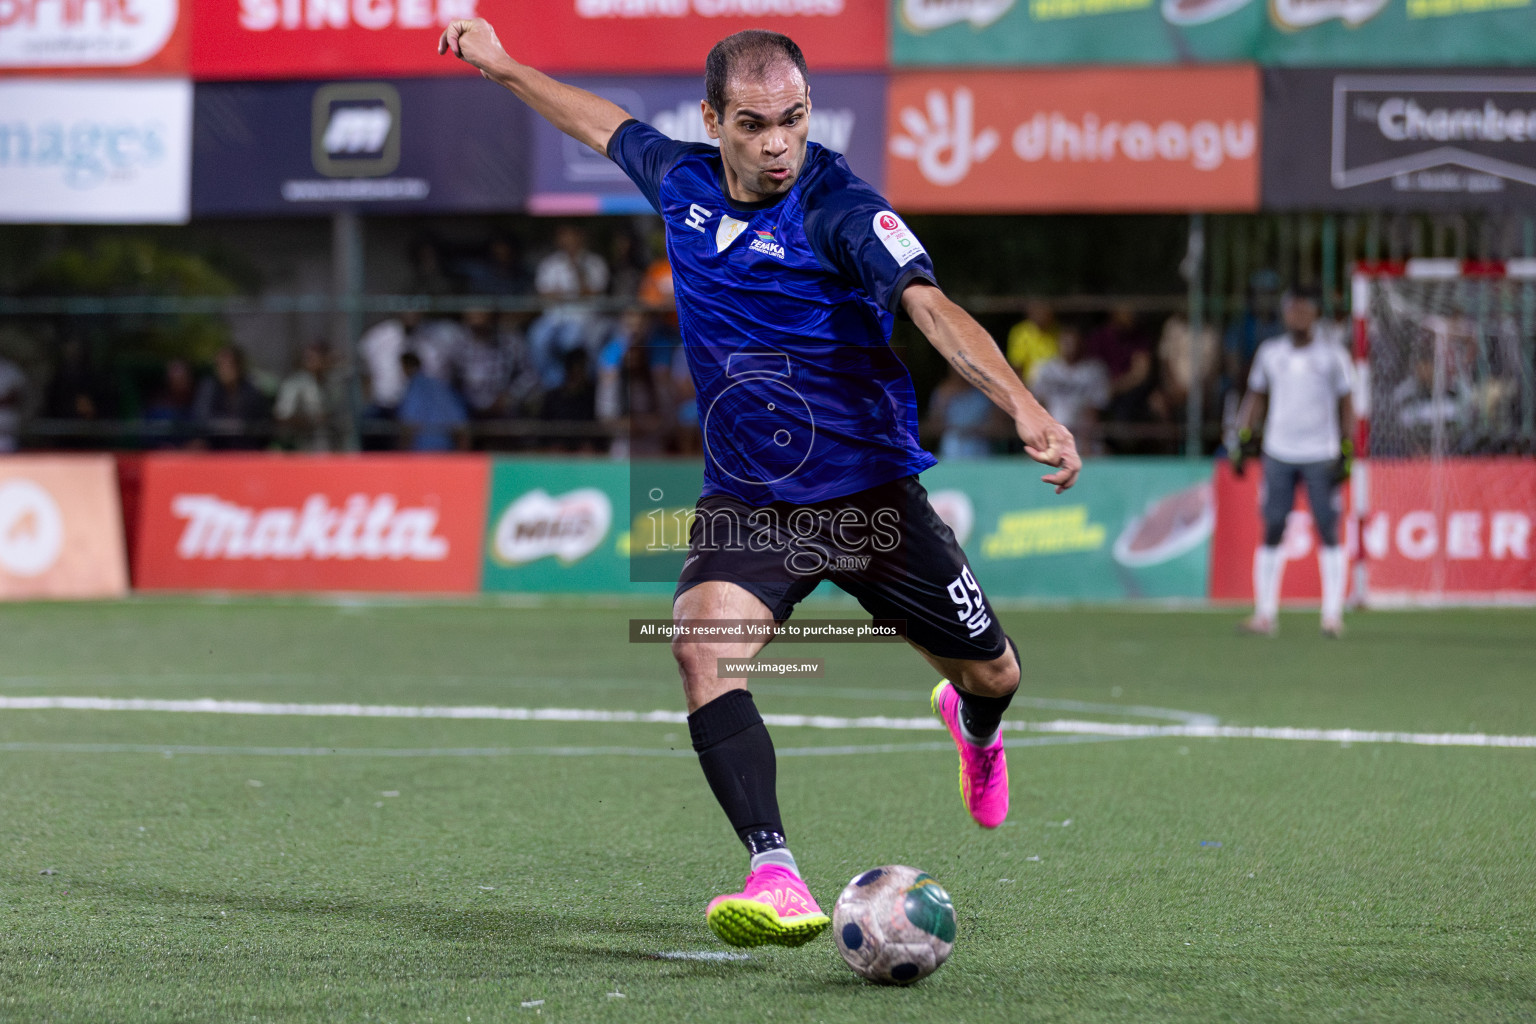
[2,599,1534,1022]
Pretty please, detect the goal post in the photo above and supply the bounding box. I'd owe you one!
[1349,259,1536,606]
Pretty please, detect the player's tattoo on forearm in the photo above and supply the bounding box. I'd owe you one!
[953,349,1007,403]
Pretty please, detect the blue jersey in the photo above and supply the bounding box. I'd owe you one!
[608,119,939,506]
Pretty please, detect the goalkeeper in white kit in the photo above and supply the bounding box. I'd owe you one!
[1231,286,1356,638]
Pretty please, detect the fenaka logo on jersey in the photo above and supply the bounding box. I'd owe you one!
[749,228,786,260]
[311,83,401,178]
[873,210,926,266]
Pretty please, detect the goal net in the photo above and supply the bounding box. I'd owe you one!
[1352,260,1536,605]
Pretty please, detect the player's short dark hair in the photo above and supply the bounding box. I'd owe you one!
[705,30,809,118]
[1284,284,1322,307]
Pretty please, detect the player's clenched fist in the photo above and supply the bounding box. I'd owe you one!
[438,18,510,78]
[1019,416,1081,494]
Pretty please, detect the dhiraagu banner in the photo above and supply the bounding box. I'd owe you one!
[483,457,1213,600]
[892,0,1536,67]
[921,457,1214,600]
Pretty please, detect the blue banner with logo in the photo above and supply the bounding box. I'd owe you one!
[528,74,888,215]
[192,78,529,216]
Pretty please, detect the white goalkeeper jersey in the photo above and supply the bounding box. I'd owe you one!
[1247,333,1353,464]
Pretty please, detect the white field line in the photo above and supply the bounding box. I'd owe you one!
[1023,719,1536,748]
[0,734,1128,759]
[652,952,751,962]
[0,678,1216,725]
[0,696,1533,749]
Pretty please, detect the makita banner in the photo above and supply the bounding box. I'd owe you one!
[133,455,488,592]
[191,78,528,215]
[192,0,882,80]
[0,0,187,74]
[530,74,886,214]
[1264,69,1536,209]
[885,67,1260,212]
[892,0,1536,67]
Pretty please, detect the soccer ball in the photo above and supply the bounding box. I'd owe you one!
[831,865,956,985]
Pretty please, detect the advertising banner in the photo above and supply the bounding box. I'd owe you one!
[191,78,527,215]
[1210,458,1536,603]
[885,68,1259,212]
[1264,69,1536,210]
[1208,459,1353,603]
[481,458,677,595]
[923,458,1213,600]
[0,456,129,600]
[530,74,887,214]
[892,0,1536,67]
[192,0,883,81]
[133,454,488,592]
[505,0,886,73]
[0,79,191,224]
[0,0,186,74]
[482,457,1213,600]
[1360,459,1536,602]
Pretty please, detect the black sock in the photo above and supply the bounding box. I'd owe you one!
[688,689,784,847]
[958,636,1020,740]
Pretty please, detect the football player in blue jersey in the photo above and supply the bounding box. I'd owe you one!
[442,19,1081,949]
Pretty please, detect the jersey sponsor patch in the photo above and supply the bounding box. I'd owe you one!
[716,215,748,253]
[749,229,787,260]
[873,210,926,267]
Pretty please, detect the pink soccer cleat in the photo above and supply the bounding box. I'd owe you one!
[705,864,830,948]
[931,679,1010,829]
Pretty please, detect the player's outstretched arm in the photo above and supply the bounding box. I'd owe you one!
[902,282,1081,493]
[438,19,631,155]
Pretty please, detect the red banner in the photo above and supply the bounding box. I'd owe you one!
[0,0,188,74]
[133,455,487,593]
[885,67,1260,213]
[1208,459,1353,605]
[192,0,883,80]
[1359,459,1536,602]
[1210,458,1536,604]
[0,456,129,600]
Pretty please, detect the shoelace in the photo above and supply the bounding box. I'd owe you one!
[972,743,1004,788]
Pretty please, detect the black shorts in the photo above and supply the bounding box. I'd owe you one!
[674,474,1008,662]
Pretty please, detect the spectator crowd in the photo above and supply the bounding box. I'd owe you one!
[2,225,1387,460]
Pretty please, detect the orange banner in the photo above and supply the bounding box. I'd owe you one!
[885,67,1260,213]
[133,455,487,593]
[0,456,128,600]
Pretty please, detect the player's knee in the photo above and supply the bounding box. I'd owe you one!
[670,632,708,680]
[960,650,1019,698]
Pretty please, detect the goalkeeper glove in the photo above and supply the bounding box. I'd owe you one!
[1333,438,1354,485]
[1230,428,1260,478]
